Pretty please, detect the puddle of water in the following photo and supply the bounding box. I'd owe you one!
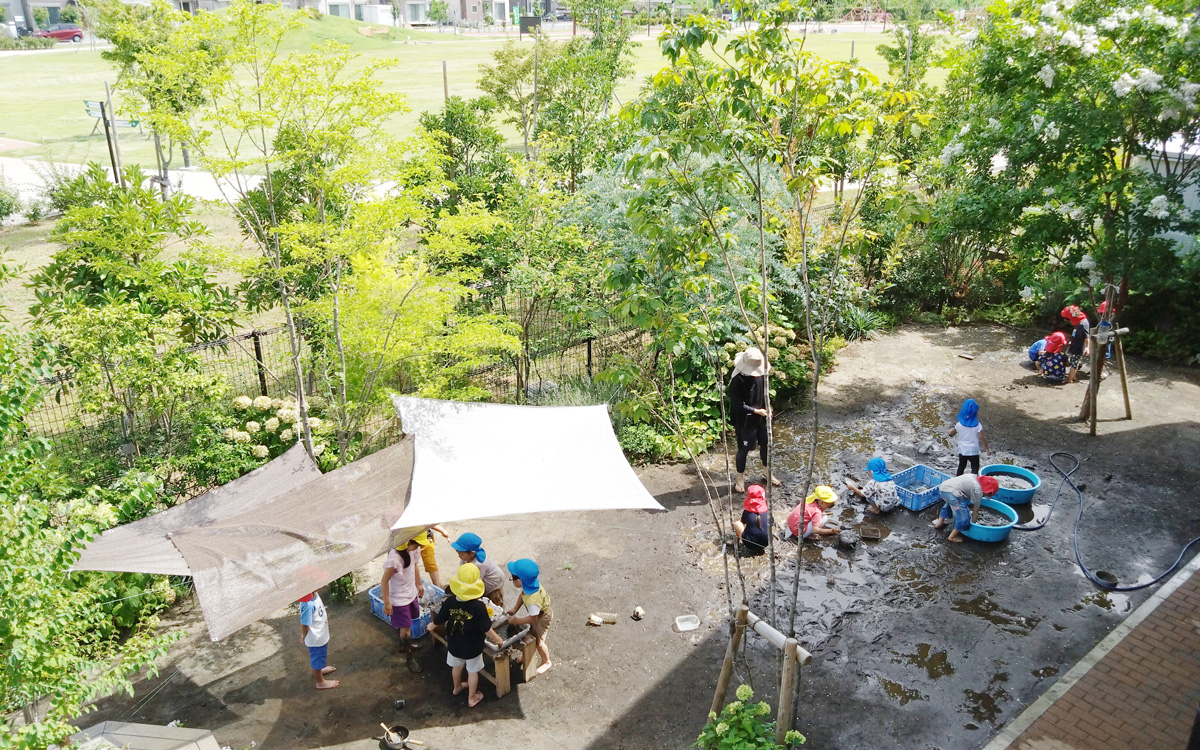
[962,673,1010,725]
[1031,666,1059,680]
[1082,591,1131,612]
[951,593,1040,634]
[876,675,928,705]
[891,643,955,680]
[906,391,948,432]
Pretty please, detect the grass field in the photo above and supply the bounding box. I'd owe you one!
[0,13,898,168]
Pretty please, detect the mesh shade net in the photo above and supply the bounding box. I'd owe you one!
[73,443,323,576]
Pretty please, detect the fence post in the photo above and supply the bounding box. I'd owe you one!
[586,336,594,379]
[251,330,269,397]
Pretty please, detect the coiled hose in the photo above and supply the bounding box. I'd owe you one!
[1013,451,1200,591]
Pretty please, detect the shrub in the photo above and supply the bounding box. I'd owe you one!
[696,684,805,749]
[36,160,95,216]
[58,4,79,23]
[326,572,357,603]
[839,306,887,342]
[0,172,19,223]
[0,35,55,50]
[23,197,47,222]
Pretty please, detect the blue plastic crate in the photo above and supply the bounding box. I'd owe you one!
[891,464,950,511]
[368,581,444,639]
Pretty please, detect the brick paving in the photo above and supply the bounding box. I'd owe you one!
[994,561,1200,750]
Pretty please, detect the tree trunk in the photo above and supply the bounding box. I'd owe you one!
[20,0,38,30]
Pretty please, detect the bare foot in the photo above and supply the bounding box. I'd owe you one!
[468,691,484,708]
[452,682,468,696]
[315,679,340,690]
[769,474,782,487]
[947,532,964,543]
[734,479,745,493]
[320,666,337,675]
[535,660,554,676]
[931,519,947,530]
[867,506,880,515]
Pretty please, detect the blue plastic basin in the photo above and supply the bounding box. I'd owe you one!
[961,498,1018,542]
[980,464,1041,505]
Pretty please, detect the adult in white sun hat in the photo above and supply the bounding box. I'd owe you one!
[728,346,780,493]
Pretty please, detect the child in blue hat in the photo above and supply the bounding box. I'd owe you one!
[451,532,506,608]
[949,399,990,476]
[506,558,553,676]
[845,457,900,514]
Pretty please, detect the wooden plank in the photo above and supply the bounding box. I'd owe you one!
[1115,335,1132,419]
[1089,337,1100,436]
[775,639,800,745]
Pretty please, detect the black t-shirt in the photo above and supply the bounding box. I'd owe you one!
[1068,320,1090,356]
[740,509,773,549]
[729,373,766,431]
[432,596,492,659]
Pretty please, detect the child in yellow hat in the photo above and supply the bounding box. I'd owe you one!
[431,563,503,708]
[785,486,840,540]
[412,524,450,588]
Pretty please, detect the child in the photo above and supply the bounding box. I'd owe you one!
[1062,305,1091,384]
[382,536,426,673]
[450,532,506,608]
[414,524,451,588]
[949,399,990,476]
[845,457,900,514]
[1037,332,1069,383]
[506,558,553,676]
[786,486,840,540]
[431,563,503,708]
[298,591,338,690]
[932,474,1000,543]
[732,485,773,554]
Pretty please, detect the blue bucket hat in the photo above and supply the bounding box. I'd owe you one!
[957,399,980,428]
[450,532,486,562]
[506,558,540,595]
[866,457,892,482]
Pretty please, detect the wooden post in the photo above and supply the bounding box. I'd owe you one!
[442,60,449,102]
[850,40,855,59]
[710,605,749,715]
[775,639,801,745]
[1115,335,1132,419]
[104,81,125,188]
[1088,336,1100,435]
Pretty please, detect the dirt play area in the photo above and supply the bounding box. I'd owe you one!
[85,324,1200,750]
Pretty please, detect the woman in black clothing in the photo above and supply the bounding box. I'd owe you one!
[729,346,780,493]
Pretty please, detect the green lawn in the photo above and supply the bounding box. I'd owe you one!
[0,14,901,168]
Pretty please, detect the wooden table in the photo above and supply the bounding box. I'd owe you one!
[428,613,541,698]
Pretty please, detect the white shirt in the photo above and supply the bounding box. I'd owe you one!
[955,421,983,456]
[299,593,330,647]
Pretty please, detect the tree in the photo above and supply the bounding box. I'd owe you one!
[429,0,450,29]
[58,4,79,25]
[478,38,560,158]
[17,0,36,31]
[418,96,512,208]
[0,272,178,749]
[32,5,48,28]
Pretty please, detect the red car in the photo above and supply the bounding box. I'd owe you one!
[35,23,83,42]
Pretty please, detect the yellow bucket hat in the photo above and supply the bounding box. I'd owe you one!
[805,486,837,505]
[410,530,433,548]
[449,562,485,601]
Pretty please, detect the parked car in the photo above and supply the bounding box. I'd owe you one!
[34,23,83,42]
[542,10,571,21]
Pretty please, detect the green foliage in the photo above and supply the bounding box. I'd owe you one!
[326,572,357,604]
[839,306,887,341]
[32,6,49,27]
[0,172,19,223]
[479,39,560,157]
[58,4,79,24]
[418,96,512,209]
[22,198,46,223]
[428,0,450,24]
[695,684,805,749]
[0,33,54,49]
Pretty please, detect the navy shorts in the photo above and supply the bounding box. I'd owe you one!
[307,644,328,670]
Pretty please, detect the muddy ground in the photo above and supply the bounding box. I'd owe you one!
[86,324,1200,749]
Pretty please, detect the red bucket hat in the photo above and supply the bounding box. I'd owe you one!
[978,476,999,496]
[1061,305,1086,324]
[743,485,768,513]
[1044,331,1068,353]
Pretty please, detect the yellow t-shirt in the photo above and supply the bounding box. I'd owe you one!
[521,588,551,616]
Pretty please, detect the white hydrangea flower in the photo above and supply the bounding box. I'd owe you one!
[313,444,326,457]
[252,395,273,410]
[1043,187,1056,196]
[940,141,965,165]
[252,445,269,459]
[271,398,284,409]
[1135,69,1163,93]
[1113,73,1137,97]
[1020,286,1035,300]
[233,396,253,411]
[280,428,295,442]
[1060,29,1082,48]
[245,421,261,434]
[307,417,323,430]
[221,427,235,440]
[1147,195,1170,219]
[1040,1,1060,20]
[1076,254,1097,270]
[1036,64,1056,88]
[234,431,252,444]
[264,417,280,432]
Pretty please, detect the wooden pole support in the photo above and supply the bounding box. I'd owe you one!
[710,605,749,715]
[775,639,801,745]
[1088,335,1102,435]
[1115,335,1132,419]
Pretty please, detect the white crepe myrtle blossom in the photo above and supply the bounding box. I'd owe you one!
[959,123,972,137]
[233,395,252,410]
[1043,187,1056,196]
[1041,122,1061,141]
[1136,69,1164,93]
[963,29,979,45]
[1040,1,1060,21]
[251,445,269,459]
[940,141,965,165]
[1061,0,1076,9]
[1020,286,1035,300]
[1076,254,1097,270]
[1080,27,1100,56]
[1031,113,1046,133]
[1036,65,1056,88]
[1147,195,1170,219]
[1022,205,1046,217]
[1019,23,1037,38]
[252,395,272,410]
[1059,29,1082,48]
